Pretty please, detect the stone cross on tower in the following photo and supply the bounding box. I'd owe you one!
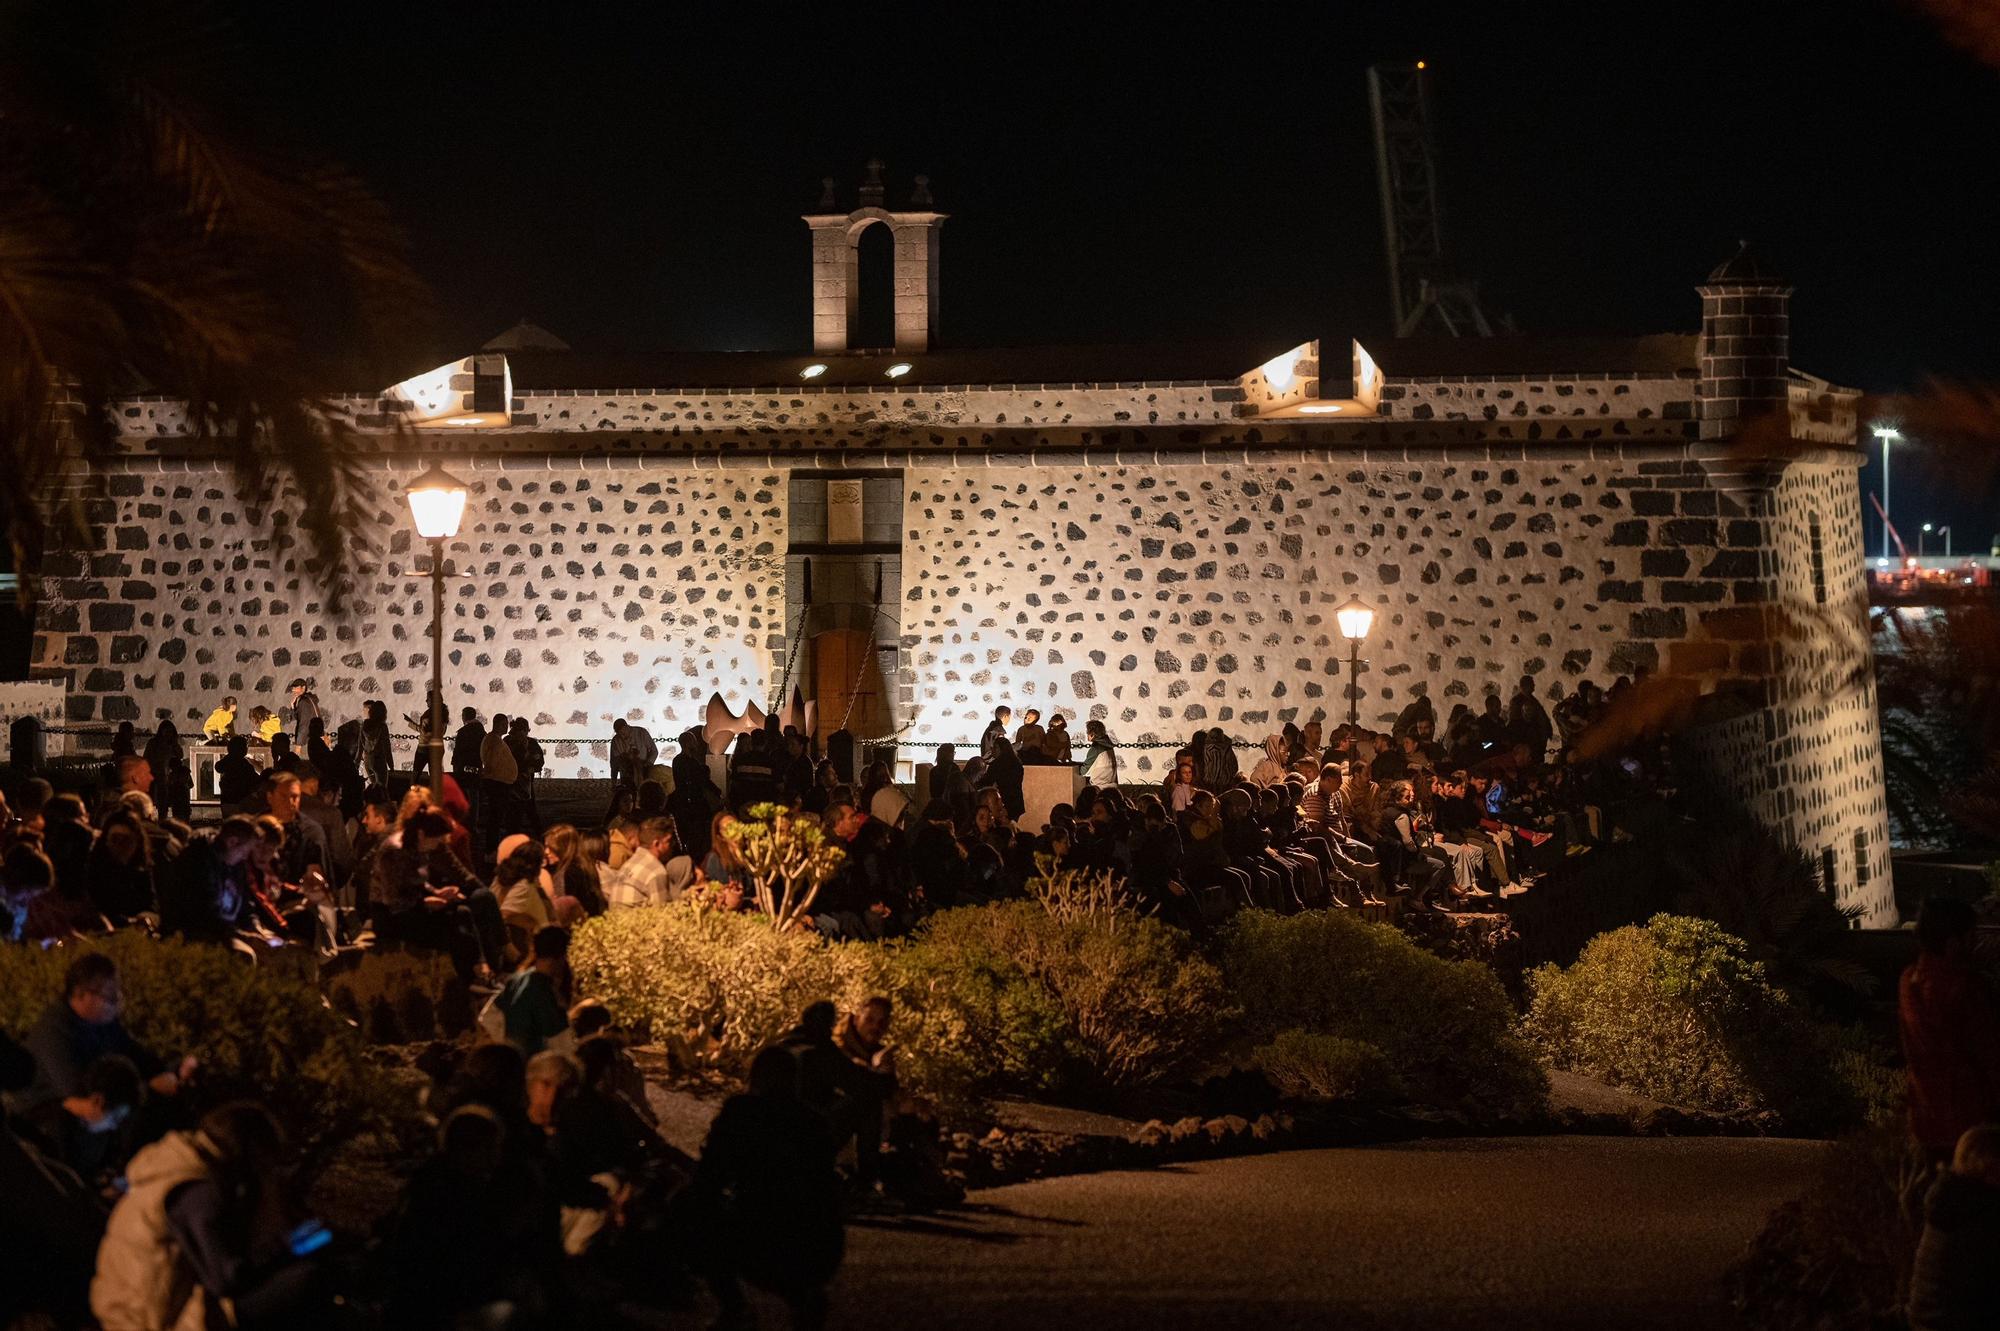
[803,163,946,355]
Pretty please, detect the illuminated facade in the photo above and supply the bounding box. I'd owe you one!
[28,181,1896,922]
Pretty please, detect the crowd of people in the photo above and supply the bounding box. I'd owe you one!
[2,943,915,1328]
[0,672,1674,968]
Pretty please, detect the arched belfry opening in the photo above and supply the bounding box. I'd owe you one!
[853,218,896,351]
[803,160,945,354]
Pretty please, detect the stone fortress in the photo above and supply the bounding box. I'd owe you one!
[30,163,1896,924]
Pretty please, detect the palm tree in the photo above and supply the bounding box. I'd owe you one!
[0,0,429,604]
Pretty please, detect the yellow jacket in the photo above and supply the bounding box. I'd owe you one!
[202,706,235,739]
[254,714,283,743]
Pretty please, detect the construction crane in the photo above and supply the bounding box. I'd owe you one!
[1367,61,1497,337]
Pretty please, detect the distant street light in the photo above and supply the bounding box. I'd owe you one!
[1872,427,1901,562]
[1924,522,1953,558]
[406,462,469,799]
[1335,595,1376,728]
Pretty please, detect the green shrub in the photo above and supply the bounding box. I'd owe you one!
[0,935,405,1162]
[1220,910,1547,1120]
[891,901,1234,1097]
[1522,914,1861,1132]
[569,905,888,1075]
[1249,1029,1394,1103]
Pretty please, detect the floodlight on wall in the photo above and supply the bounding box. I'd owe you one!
[1261,349,1301,394]
[886,363,913,378]
[1298,404,1342,414]
[800,363,828,380]
[405,462,470,542]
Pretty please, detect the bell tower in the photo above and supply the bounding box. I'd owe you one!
[803,160,946,355]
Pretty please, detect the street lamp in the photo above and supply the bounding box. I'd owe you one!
[1871,427,1901,562]
[1923,523,1953,558]
[405,462,469,799]
[1334,595,1376,728]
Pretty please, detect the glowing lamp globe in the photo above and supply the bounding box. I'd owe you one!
[405,463,469,541]
[1335,596,1375,643]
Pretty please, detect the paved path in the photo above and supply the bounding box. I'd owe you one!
[825,1136,1824,1330]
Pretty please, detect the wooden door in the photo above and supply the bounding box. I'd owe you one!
[813,629,889,743]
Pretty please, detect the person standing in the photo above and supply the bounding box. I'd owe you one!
[1900,897,2000,1162]
[360,700,394,790]
[286,679,320,743]
[478,715,518,854]
[608,719,657,800]
[142,721,194,824]
[451,708,485,837]
[980,706,1012,766]
[507,717,545,837]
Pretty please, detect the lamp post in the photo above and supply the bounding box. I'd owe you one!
[1924,523,1952,559]
[405,463,469,801]
[1872,427,1900,562]
[1334,595,1376,729]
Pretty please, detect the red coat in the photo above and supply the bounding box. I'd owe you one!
[1899,953,2000,1154]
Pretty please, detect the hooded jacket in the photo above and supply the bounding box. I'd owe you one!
[90,1131,222,1331]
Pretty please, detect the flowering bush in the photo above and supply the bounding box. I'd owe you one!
[568,905,886,1074]
[1522,913,1860,1131]
[1221,909,1547,1120]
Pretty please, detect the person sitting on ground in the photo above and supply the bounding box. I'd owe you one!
[546,824,609,917]
[84,807,160,926]
[7,955,194,1156]
[695,812,750,909]
[372,808,504,985]
[833,997,899,1190]
[1162,750,1200,814]
[693,1047,844,1329]
[158,816,260,946]
[38,1053,144,1184]
[201,696,238,741]
[910,798,970,910]
[611,816,694,908]
[570,1002,657,1125]
[381,1102,564,1331]
[1,1030,107,1330]
[91,1101,332,1331]
[1900,897,2000,1162]
[42,792,94,903]
[1906,1123,2000,1331]
[494,836,557,939]
[498,926,573,1057]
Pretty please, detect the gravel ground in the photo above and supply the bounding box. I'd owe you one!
[824,1136,1825,1331]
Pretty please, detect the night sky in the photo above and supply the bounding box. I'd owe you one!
[222,0,1996,543]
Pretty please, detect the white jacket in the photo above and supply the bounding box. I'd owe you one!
[91,1131,224,1331]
